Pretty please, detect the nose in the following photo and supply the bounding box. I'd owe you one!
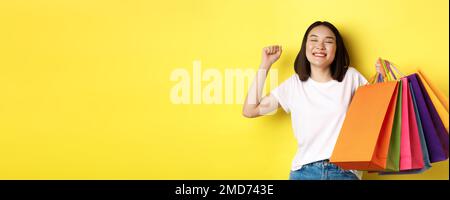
[315,42,325,50]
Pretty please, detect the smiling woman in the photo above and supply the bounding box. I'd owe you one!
[0,0,447,182]
[295,21,349,83]
[242,21,368,180]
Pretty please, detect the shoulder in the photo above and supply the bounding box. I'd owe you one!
[346,66,360,75]
[273,73,302,92]
[345,66,364,78]
[345,66,368,85]
[282,73,301,85]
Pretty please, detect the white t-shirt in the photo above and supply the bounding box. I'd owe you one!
[270,67,368,179]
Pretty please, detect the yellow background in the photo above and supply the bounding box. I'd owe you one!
[0,0,448,180]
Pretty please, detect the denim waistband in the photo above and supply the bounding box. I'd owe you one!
[304,159,333,167]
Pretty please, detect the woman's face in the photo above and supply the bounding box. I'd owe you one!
[305,25,337,69]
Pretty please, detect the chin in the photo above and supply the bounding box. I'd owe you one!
[311,61,332,68]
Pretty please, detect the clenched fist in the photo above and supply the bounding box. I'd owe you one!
[261,45,282,69]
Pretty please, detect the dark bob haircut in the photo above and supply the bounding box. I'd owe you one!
[294,21,350,82]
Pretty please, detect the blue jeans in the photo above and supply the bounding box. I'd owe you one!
[289,159,359,180]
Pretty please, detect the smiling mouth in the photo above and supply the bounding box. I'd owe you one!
[313,52,327,57]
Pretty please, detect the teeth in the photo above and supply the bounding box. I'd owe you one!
[314,53,326,57]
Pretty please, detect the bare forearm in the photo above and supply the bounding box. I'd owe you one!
[242,45,281,118]
[243,64,270,117]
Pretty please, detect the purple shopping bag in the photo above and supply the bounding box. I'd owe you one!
[407,74,449,163]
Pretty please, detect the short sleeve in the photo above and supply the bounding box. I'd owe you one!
[270,75,296,113]
[349,67,368,87]
[357,71,368,86]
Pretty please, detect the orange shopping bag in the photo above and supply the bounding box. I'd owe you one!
[330,81,399,170]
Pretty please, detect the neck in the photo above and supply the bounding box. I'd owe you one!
[310,65,332,82]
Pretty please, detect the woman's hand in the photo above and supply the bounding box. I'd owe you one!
[261,45,282,69]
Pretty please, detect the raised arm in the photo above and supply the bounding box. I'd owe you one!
[242,45,282,118]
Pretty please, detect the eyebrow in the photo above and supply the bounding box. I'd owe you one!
[309,34,335,40]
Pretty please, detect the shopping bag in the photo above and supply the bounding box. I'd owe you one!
[378,59,448,164]
[374,58,448,166]
[410,82,432,170]
[417,71,449,133]
[385,80,402,172]
[406,80,426,170]
[379,80,432,175]
[399,78,413,170]
[397,77,427,171]
[330,81,399,170]
[408,74,449,162]
[418,70,448,112]
[332,57,448,173]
